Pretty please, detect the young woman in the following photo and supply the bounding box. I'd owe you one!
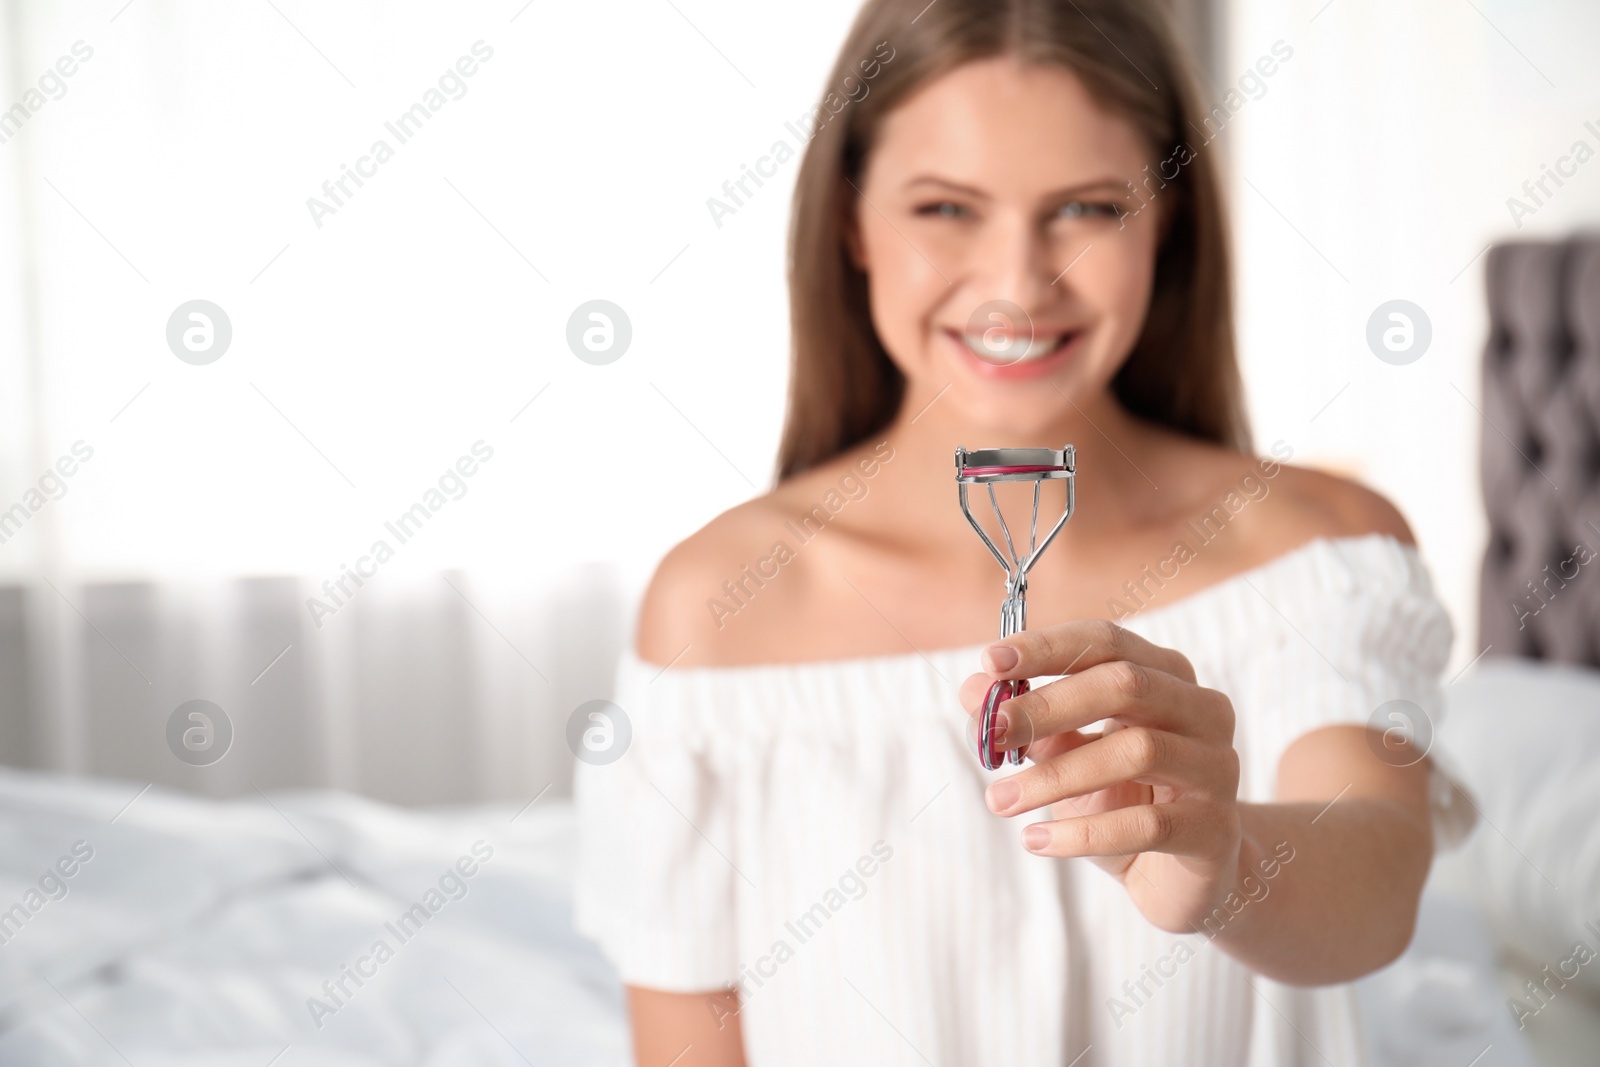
[575,1,1467,1063]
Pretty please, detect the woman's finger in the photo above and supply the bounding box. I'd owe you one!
[958,670,999,714]
[965,712,1097,768]
[981,619,1196,684]
[984,726,1239,817]
[995,661,1235,749]
[1018,800,1234,861]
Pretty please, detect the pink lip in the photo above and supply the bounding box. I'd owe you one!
[943,327,1083,381]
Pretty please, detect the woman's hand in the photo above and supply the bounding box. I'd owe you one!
[959,620,1244,935]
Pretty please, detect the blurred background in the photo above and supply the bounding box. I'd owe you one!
[1,1,1598,1064]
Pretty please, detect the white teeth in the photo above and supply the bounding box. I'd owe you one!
[962,331,1066,363]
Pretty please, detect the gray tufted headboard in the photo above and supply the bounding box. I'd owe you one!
[1478,234,1600,667]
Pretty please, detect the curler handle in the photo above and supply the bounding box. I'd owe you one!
[979,677,1031,770]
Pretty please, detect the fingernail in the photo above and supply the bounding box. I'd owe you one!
[1023,824,1050,851]
[983,645,1019,673]
[986,779,1020,812]
[993,709,1010,744]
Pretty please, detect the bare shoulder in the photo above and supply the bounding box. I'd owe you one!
[633,443,893,666]
[1147,430,1418,576]
[633,494,794,666]
[1261,461,1416,547]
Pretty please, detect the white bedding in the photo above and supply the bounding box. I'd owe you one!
[0,769,628,1067]
[0,743,1554,1066]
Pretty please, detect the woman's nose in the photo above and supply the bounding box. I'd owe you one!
[967,214,1059,316]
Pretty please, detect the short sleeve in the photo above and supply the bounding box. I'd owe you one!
[570,651,741,992]
[1246,538,1451,762]
[1231,537,1478,850]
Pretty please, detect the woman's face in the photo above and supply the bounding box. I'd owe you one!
[850,56,1166,435]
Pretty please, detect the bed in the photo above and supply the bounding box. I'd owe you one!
[1,673,1590,1067]
[1352,233,1600,1066]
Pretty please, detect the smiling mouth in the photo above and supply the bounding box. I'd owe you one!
[949,327,1078,365]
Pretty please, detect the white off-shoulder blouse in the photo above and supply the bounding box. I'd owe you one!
[572,534,1473,1066]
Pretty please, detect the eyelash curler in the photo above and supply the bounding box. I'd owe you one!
[955,446,1077,770]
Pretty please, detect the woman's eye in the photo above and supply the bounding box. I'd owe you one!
[914,201,968,219]
[1057,201,1125,221]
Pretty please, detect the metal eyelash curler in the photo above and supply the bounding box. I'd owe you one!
[955,446,1077,770]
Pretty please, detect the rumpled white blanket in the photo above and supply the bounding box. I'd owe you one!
[0,759,1537,1067]
[0,769,628,1067]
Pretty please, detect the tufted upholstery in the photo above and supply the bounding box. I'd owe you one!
[1478,235,1600,667]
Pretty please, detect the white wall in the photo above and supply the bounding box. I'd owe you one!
[0,0,874,796]
[1224,0,1600,672]
[0,0,877,594]
[6,0,1592,674]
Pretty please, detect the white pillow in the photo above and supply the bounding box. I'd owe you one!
[1432,658,1600,999]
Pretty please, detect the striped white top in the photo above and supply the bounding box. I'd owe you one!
[573,534,1465,1066]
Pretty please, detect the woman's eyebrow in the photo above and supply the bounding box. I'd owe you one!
[902,175,990,197]
[1044,179,1130,199]
[902,175,1130,199]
